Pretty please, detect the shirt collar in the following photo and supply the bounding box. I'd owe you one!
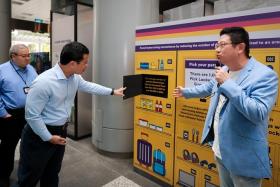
[54,63,67,80]
[54,63,74,80]
[10,60,27,72]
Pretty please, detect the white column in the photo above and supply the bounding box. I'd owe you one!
[92,0,159,154]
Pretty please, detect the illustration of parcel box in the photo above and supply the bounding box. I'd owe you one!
[134,126,174,185]
[137,132,152,167]
[153,149,166,176]
[135,109,174,136]
[175,160,201,187]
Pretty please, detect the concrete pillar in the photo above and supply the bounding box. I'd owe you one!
[92,0,159,154]
[0,1,11,63]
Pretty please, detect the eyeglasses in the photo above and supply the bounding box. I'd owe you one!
[15,53,31,58]
[214,42,232,49]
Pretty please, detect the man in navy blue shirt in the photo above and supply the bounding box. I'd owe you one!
[0,44,37,187]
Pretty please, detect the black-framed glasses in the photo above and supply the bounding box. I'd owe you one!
[15,53,31,58]
[214,42,232,49]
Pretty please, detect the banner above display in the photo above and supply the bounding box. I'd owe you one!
[135,38,280,51]
[135,6,280,52]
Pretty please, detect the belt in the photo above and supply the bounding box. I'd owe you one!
[26,122,69,139]
[45,122,69,138]
[46,122,69,131]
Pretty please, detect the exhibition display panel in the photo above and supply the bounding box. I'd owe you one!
[133,6,280,187]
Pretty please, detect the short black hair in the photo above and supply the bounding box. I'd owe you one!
[220,27,250,58]
[60,42,89,65]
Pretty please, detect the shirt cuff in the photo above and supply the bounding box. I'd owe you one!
[28,123,53,142]
[40,131,53,142]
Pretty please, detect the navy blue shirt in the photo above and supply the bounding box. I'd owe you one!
[0,60,37,117]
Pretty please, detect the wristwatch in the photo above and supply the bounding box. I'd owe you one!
[110,88,114,95]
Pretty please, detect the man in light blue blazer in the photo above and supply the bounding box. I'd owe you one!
[173,27,278,187]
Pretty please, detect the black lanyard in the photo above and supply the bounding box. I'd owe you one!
[10,61,27,86]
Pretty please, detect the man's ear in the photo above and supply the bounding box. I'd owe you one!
[237,43,246,55]
[10,53,16,59]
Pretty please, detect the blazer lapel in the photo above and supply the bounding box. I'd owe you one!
[235,57,254,86]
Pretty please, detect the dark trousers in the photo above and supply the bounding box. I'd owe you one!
[0,108,25,187]
[15,124,67,187]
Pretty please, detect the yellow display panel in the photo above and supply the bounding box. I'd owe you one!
[251,49,280,109]
[176,101,209,125]
[200,170,220,187]
[174,147,220,187]
[268,143,279,171]
[268,109,280,144]
[278,144,280,170]
[134,95,175,118]
[175,138,217,174]
[134,51,176,185]
[250,49,279,73]
[251,49,280,187]
[134,108,175,137]
[263,169,279,187]
[174,158,202,187]
[176,120,204,146]
[133,125,174,185]
[278,170,280,187]
[135,51,177,73]
[175,50,220,186]
[135,72,175,109]
[177,50,217,107]
[135,8,280,187]
[262,142,279,187]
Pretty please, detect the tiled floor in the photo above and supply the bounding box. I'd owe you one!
[10,137,161,187]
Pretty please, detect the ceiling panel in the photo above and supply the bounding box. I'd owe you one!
[12,0,51,23]
[12,0,218,24]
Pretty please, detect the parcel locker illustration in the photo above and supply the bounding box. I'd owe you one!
[133,125,174,185]
[153,149,166,176]
[133,50,176,186]
[137,132,152,167]
[177,169,196,187]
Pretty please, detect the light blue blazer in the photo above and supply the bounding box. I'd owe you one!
[182,57,278,178]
